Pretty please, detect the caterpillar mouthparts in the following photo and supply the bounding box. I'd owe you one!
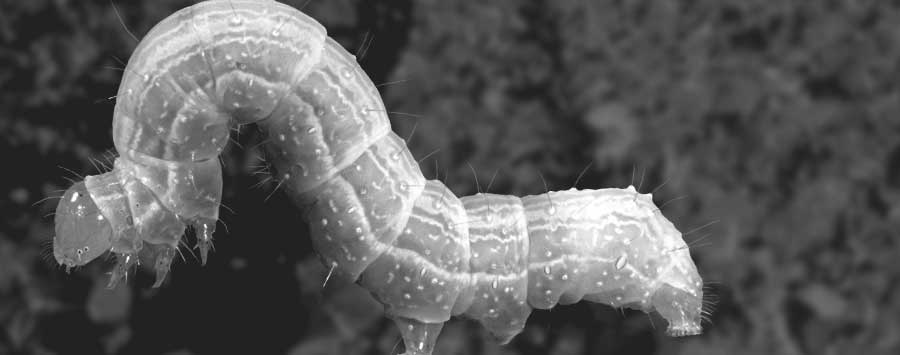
[51,1,707,353]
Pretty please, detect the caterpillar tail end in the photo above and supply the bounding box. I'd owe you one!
[106,253,138,289]
[651,283,703,337]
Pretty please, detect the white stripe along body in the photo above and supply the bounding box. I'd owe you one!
[51,1,704,353]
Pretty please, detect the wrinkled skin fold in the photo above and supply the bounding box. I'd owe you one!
[52,1,705,353]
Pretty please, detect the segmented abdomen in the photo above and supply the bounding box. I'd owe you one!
[100,0,701,348]
[110,0,427,275]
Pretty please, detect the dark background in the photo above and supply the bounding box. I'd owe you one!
[1,0,899,354]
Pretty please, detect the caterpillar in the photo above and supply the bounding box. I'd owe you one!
[50,1,705,354]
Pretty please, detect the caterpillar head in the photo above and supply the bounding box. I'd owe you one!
[53,181,113,269]
[650,248,704,337]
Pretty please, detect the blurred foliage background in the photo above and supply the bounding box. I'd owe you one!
[1,0,899,354]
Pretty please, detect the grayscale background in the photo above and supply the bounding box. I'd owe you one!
[1,0,898,354]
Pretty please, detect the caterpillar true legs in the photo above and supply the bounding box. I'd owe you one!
[51,1,704,353]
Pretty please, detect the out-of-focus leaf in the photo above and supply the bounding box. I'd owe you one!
[86,276,131,324]
[797,283,847,321]
[287,335,349,355]
[101,325,131,354]
[7,309,36,349]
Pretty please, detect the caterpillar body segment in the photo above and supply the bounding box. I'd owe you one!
[51,1,705,354]
[458,193,531,344]
[301,131,427,280]
[357,180,472,323]
[521,187,703,337]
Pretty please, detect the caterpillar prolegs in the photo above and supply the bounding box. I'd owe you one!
[51,1,705,353]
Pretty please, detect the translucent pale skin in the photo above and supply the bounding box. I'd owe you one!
[53,182,113,269]
[51,1,704,353]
